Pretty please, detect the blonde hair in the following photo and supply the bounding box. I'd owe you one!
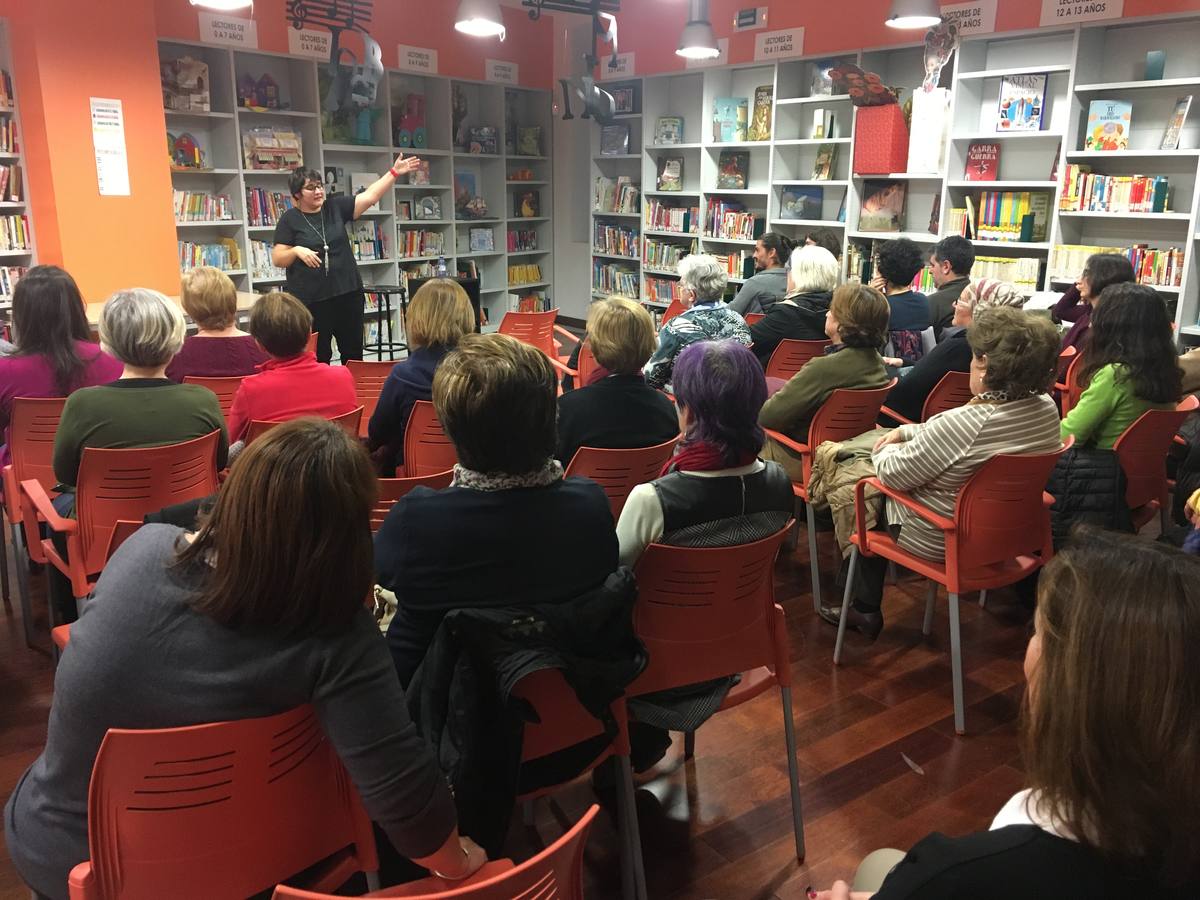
[99,288,186,368]
[406,278,475,350]
[180,266,238,331]
[248,291,313,358]
[586,296,656,374]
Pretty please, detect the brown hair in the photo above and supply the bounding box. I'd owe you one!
[967,306,1059,397]
[829,283,889,349]
[181,266,238,331]
[176,417,376,638]
[432,332,556,474]
[1025,528,1200,886]
[406,278,475,350]
[249,291,312,358]
[586,296,657,374]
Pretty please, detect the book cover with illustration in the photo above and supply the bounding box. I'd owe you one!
[1085,99,1132,151]
[748,85,774,141]
[713,97,749,143]
[964,142,1000,180]
[716,151,750,190]
[780,187,823,220]
[811,144,838,180]
[599,124,630,156]
[656,156,683,191]
[1160,95,1192,151]
[996,74,1047,132]
[514,189,540,218]
[655,116,684,145]
[859,180,907,232]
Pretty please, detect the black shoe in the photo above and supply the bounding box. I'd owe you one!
[817,603,884,641]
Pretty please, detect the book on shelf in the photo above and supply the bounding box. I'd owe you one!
[398,229,445,258]
[644,199,698,233]
[716,151,749,190]
[644,236,696,271]
[173,190,232,222]
[0,119,18,154]
[811,109,837,140]
[593,175,640,213]
[397,201,412,221]
[242,127,302,170]
[508,263,543,285]
[1085,100,1132,152]
[323,166,346,195]
[748,85,773,142]
[705,199,762,241]
[712,98,748,143]
[964,142,1000,181]
[161,56,210,112]
[811,144,838,181]
[0,163,21,203]
[780,187,823,220]
[415,196,442,220]
[967,190,1051,242]
[709,250,753,279]
[846,240,936,289]
[1161,96,1193,151]
[0,214,31,251]
[512,292,549,312]
[508,228,538,252]
[513,189,540,218]
[179,237,241,271]
[592,260,639,298]
[456,259,479,279]
[600,124,630,156]
[468,126,499,155]
[349,172,376,195]
[655,116,684,146]
[656,157,684,192]
[1058,166,1170,214]
[249,240,287,280]
[408,160,431,185]
[593,222,639,257]
[518,126,543,156]
[1050,243,1185,289]
[909,87,950,175]
[469,227,494,253]
[1145,50,1167,81]
[974,255,1042,290]
[645,276,684,304]
[246,188,294,226]
[811,60,837,97]
[0,265,27,301]
[996,74,1047,132]
[455,172,489,218]
[349,220,387,260]
[400,261,440,280]
[858,180,906,233]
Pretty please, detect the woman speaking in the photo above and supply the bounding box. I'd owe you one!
[272,153,419,363]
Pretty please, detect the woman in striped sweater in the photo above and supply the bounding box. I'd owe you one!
[822,306,1063,639]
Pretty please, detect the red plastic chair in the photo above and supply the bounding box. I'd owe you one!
[564,436,679,520]
[371,469,454,531]
[181,375,248,429]
[245,407,364,445]
[743,312,765,326]
[345,360,396,438]
[403,401,458,477]
[879,371,974,426]
[51,520,144,652]
[1055,347,1084,417]
[627,525,804,862]
[498,310,578,382]
[659,296,687,327]
[271,806,599,900]
[764,380,897,612]
[1114,395,1199,532]
[67,706,379,900]
[560,339,600,392]
[835,443,1070,734]
[764,339,833,382]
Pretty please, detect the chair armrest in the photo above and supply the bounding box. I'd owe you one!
[878,405,915,426]
[858,476,956,533]
[553,324,580,346]
[547,356,577,378]
[19,478,76,534]
[1043,490,1056,509]
[763,428,810,457]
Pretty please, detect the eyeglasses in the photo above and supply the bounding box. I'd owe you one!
[301,184,324,193]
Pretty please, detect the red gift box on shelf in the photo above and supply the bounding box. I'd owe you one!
[853,104,909,175]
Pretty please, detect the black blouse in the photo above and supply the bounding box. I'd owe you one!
[272,193,362,305]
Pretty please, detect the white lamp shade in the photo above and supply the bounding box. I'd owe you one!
[885,0,943,29]
[676,19,720,59]
[455,0,507,39]
[189,0,253,9]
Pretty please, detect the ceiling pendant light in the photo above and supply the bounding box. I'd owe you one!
[455,0,507,40]
[676,0,720,60]
[188,0,254,10]
[885,0,944,29]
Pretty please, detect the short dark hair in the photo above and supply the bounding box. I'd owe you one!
[1082,253,1136,299]
[804,228,842,260]
[875,238,926,288]
[830,283,890,349]
[758,232,795,268]
[288,166,324,200]
[433,333,557,474]
[11,265,94,394]
[249,291,312,358]
[1082,283,1182,405]
[932,235,975,276]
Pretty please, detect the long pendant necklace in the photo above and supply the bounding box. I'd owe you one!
[299,208,330,274]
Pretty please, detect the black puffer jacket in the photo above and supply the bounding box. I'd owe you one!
[747,290,833,368]
[1046,446,1133,548]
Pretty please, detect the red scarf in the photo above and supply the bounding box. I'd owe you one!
[660,440,756,477]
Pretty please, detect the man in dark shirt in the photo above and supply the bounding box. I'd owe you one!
[926,235,975,338]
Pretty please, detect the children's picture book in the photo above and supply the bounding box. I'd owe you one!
[1085,99,1132,151]
[780,187,823,220]
[469,227,495,252]
[455,171,488,218]
[716,151,749,190]
[811,59,837,97]
[517,126,542,156]
[397,200,412,221]
[656,156,683,192]
[468,126,499,154]
[811,144,838,181]
[859,179,907,232]
[655,116,684,145]
[323,166,346,195]
[748,85,774,141]
[407,160,431,185]
[964,142,1000,180]
[600,124,630,156]
[514,189,540,218]
[713,97,749,143]
[1160,95,1193,151]
[996,74,1047,132]
[415,195,442,220]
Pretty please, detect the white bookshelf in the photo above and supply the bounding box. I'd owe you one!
[0,18,36,318]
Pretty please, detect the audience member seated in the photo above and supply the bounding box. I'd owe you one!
[825,307,1061,639]
[3,419,485,900]
[925,235,975,337]
[879,279,1025,427]
[226,291,357,443]
[816,530,1200,899]
[165,266,268,381]
[367,278,475,475]
[747,244,839,368]
[556,297,678,465]
[644,254,750,392]
[0,265,121,465]
[1051,252,1136,355]
[758,284,892,483]
[803,227,843,260]
[727,231,794,316]
[873,238,930,367]
[376,333,617,688]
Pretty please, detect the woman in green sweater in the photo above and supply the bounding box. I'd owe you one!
[1061,283,1182,449]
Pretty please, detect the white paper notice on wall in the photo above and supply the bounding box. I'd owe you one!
[940,0,998,36]
[1040,0,1123,27]
[198,12,259,48]
[287,28,331,61]
[599,53,635,81]
[485,59,519,85]
[686,38,730,69]
[397,45,439,75]
[90,97,130,197]
[753,28,804,62]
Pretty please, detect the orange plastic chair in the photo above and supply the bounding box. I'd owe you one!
[67,706,379,900]
[271,806,600,900]
[371,470,454,531]
[1,396,67,647]
[1055,348,1084,417]
[764,380,897,612]
[403,401,458,477]
[345,360,397,438]
[564,436,679,519]
[1114,395,1199,532]
[627,525,804,862]
[560,339,600,392]
[245,406,364,445]
[182,375,248,429]
[764,339,832,382]
[743,312,765,326]
[498,309,578,381]
[659,296,687,327]
[835,443,1070,734]
[50,520,144,652]
[879,371,974,426]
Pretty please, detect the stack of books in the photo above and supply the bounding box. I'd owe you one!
[592,261,638,298]
[508,263,543,286]
[593,223,638,257]
[349,221,386,261]
[708,250,751,278]
[644,277,684,304]
[0,214,31,251]
[974,255,1041,290]
[593,176,640,213]
[246,188,294,226]
[249,241,286,280]
[1058,166,1171,214]
[704,200,761,241]
[1050,243,1185,288]
[397,230,443,259]
[179,238,241,271]
[508,229,538,252]
[174,190,233,222]
[644,237,695,272]
[645,199,698,233]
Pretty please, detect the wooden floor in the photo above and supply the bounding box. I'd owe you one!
[0,530,1032,900]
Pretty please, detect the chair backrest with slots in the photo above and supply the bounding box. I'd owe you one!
[3,396,66,521]
[181,375,247,428]
[244,407,363,445]
[498,309,558,357]
[565,437,678,519]
[1114,395,1199,516]
[921,371,974,421]
[371,469,454,530]
[344,360,396,438]
[764,339,832,382]
[403,401,458,477]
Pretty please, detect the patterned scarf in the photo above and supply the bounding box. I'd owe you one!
[452,458,563,491]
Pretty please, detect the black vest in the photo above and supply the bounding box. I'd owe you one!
[652,461,794,547]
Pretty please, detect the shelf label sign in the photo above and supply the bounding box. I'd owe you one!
[485,59,519,85]
[397,45,439,75]
[754,27,804,62]
[287,28,330,61]
[1040,0,1123,26]
[198,12,259,48]
[599,53,635,81]
[90,98,130,197]
[940,0,997,35]
[686,38,729,69]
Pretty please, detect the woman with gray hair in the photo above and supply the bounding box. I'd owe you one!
[748,244,841,368]
[644,253,751,391]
